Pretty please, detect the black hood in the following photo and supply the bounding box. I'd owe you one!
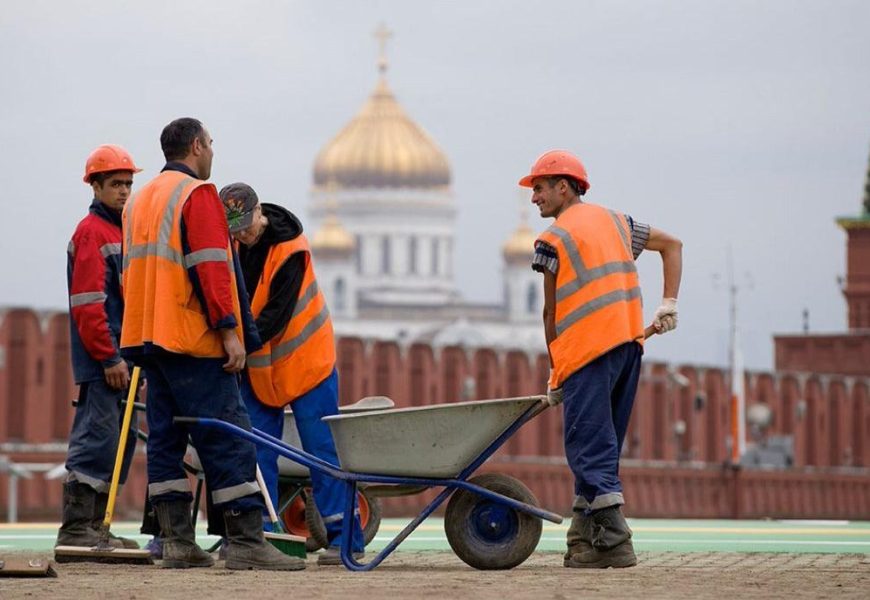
[237,202,303,296]
[259,203,303,244]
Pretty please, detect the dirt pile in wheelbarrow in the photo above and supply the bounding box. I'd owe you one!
[1,550,868,599]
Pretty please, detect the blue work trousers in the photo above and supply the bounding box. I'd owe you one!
[142,352,263,513]
[562,341,642,513]
[65,377,138,492]
[241,369,364,551]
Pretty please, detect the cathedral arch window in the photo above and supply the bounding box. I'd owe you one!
[409,236,418,274]
[334,278,346,312]
[381,236,392,274]
[431,237,440,275]
[526,283,538,314]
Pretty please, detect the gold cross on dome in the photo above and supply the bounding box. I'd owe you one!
[374,23,393,74]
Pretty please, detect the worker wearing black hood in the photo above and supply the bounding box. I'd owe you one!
[221,183,364,566]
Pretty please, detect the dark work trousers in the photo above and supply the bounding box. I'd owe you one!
[241,368,364,551]
[141,352,263,514]
[562,341,642,513]
[65,377,138,492]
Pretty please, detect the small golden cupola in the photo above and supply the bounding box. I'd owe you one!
[312,25,451,190]
[310,190,355,254]
[503,208,537,263]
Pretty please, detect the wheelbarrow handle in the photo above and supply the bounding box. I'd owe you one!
[173,416,201,425]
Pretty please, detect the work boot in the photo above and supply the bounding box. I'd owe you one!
[563,509,593,566]
[55,482,121,548]
[93,492,140,549]
[223,509,305,571]
[565,505,637,569]
[317,546,365,566]
[155,500,214,569]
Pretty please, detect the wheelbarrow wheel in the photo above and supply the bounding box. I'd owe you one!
[444,473,543,570]
[278,485,324,552]
[305,487,382,549]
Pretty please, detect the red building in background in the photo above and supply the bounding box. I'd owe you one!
[774,155,870,377]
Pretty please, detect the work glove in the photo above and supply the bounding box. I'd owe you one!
[544,368,563,406]
[546,386,564,406]
[653,298,678,334]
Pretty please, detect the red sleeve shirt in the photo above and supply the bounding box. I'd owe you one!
[181,185,237,329]
[68,214,122,363]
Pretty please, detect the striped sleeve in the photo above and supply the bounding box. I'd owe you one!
[532,240,558,274]
[626,215,650,259]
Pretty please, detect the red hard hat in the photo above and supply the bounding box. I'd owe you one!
[518,150,590,191]
[83,144,142,183]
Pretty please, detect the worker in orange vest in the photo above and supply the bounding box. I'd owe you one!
[220,182,364,566]
[121,118,303,571]
[58,145,142,551]
[520,150,682,569]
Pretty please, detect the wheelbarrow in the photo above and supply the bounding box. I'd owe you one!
[175,395,562,571]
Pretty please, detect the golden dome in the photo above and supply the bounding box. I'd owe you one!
[311,214,355,253]
[312,76,451,189]
[503,221,537,260]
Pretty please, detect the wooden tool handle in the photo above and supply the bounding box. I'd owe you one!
[103,366,140,529]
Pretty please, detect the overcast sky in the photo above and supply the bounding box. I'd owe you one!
[1,0,868,371]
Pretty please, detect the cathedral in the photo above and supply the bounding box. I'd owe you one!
[305,32,545,353]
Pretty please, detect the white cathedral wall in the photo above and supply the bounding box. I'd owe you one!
[504,262,542,323]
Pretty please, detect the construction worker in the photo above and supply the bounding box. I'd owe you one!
[120,117,303,571]
[520,150,682,569]
[220,182,364,566]
[57,145,143,551]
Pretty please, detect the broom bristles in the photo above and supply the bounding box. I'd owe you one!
[264,532,306,559]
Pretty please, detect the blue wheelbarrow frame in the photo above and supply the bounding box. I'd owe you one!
[174,400,562,571]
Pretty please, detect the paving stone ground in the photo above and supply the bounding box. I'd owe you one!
[2,551,868,599]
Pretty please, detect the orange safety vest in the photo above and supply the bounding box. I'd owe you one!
[537,203,645,388]
[245,235,336,407]
[120,170,243,357]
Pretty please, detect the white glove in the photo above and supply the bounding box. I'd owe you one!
[653,298,678,333]
[546,386,564,406]
[545,368,563,406]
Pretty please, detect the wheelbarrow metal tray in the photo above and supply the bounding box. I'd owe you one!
[278,396,397,478]
[322,396,543,478]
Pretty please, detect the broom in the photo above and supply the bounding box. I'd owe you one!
[256,465,306,559]
[55,366,153,564]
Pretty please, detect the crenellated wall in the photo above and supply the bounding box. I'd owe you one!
[1,308,869,520]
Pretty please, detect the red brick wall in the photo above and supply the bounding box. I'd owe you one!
[2,308,870,521]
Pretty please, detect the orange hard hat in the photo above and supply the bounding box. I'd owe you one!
[83,144,142,183]
[518,150,590,191]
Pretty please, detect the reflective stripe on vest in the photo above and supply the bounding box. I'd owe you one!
[246,280,331,368]
[121,170,243,357]
[538,203,644,388]
[245,235,336,407]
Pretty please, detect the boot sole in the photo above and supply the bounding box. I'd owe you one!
[161,558,215,569]
[225,559,305,571]
[565,556,638,569]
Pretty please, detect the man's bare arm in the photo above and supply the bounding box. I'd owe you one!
[645,227,682,333]
[543,269,557,366]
